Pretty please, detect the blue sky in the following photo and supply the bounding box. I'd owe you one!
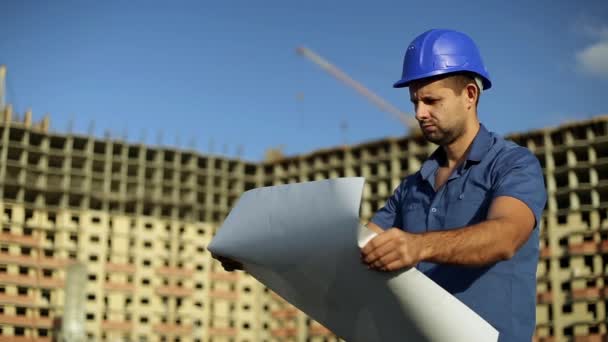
[1,1,607,161]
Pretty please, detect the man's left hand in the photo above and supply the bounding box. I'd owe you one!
[360,228,425,271]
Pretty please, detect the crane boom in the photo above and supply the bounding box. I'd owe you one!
[296,46,418,133]
[0,65,6,112]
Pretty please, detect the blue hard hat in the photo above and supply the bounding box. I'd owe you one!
[394,29,492,90]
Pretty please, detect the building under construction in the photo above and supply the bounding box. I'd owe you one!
[0,103,607,341]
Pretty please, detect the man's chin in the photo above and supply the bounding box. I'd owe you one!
[423,132,442,144]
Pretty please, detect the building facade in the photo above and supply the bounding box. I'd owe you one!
[0,106,606,341]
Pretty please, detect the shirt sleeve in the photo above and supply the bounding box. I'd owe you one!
[370,175,412,229]
[492,147,547,228]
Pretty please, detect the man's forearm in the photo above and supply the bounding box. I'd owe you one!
[419,218,518,266]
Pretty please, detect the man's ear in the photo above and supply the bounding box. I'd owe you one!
[465,83,479,108]
[465,83,479,104]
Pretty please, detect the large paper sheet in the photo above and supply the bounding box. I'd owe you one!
[208,177,498,341]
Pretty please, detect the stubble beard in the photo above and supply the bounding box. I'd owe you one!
[423,123,465,146]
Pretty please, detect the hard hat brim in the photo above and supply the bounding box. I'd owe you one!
[393,70,492,90]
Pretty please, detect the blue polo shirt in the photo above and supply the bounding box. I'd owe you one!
[371,123,547,342]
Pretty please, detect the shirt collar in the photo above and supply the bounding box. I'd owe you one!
[467,123,493,162]
[419,123,493,181]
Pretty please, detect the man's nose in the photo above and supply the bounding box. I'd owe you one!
[415,103,430,121]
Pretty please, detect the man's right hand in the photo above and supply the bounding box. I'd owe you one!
[211,253,244,272]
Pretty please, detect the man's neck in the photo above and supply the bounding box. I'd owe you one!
[442,121,481,168]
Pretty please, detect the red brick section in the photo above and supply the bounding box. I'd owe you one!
[105,262,136,274]
[574,334,607,342]
[208,290,238,300]
[37,257,68,268]
[101,320,133,331]
[0,294,36,306]
[209,272,239,281]
[155,266,194,277]
[271,307,298,319]
[155,286,193,297]
[207,327,237,336]
[103,282,135,292]
[536,291,553,304]
[568,242,598,255]
[540,246,551,258]
[152,323,193,335]
[0,314,53,328]
[0,274,63,288]
[0,337,52,342]
[309,322,333,336]
[271,327,297,338]
[571,287,604,300]
[0,233,39,247]
[0,253,70,268]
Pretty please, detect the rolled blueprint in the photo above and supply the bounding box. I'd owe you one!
[208,177,498,342]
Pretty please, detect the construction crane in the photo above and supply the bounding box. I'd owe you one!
[295,47,419,135]
[0,65,6,112]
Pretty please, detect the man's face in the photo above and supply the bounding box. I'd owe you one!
[409,77,469,146]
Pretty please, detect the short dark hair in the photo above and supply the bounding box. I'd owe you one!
[445,72,481,106]
[410,72,481,107]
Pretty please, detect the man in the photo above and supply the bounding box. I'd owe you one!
[214,29,546,342]
[360,29,546,342]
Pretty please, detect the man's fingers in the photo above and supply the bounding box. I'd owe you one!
[371,250,401,269]
[383,258,409,272]
[360,228,421,272]
[361,229,399,255]
[363,239,397,265]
